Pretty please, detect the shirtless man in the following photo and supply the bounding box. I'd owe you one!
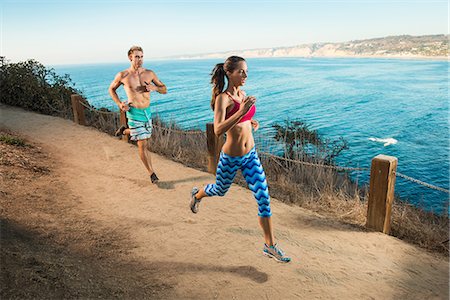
[109,46,167,183]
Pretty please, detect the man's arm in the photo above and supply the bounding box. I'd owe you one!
[144,70,167,94]
[108,72,128,111]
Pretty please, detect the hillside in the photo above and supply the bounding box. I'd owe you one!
[176,34,448,60]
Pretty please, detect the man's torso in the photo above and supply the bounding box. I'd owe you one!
[120,68,155,108]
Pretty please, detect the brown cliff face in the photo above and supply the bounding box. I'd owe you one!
[176,34,449,59]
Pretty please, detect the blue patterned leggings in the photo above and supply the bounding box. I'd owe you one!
[204,147,272,217]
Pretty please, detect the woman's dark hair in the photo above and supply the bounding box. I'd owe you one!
[210,56,245,110]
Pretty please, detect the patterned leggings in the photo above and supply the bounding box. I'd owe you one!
[204,147,272,217]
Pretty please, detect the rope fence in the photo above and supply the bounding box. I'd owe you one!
[78,100,117,115]
[42,95,70,114]
[396,171,449,194]
[259,151,370,172]
[152,123,205,135]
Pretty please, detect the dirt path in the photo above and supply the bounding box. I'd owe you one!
[1,104,448,299]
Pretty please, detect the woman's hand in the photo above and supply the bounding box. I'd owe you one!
[239,96,256,115]
[251,119,259,131]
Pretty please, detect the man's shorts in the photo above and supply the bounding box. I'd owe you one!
[126,106,152,141]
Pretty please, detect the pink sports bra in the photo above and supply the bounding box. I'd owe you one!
[225,91,256,123]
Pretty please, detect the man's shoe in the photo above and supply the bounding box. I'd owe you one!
[263,243,291,263]
[190,187,200,213]
[115,125,127,137]
[150,173,159,184]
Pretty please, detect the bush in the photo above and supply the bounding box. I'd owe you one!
[0,57,79,119]
[272,119,348,164]
[0,133,27,147]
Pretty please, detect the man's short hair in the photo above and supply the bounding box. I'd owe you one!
[128,46,143,57]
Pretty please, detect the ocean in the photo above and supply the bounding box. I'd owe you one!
[54,57,449,213]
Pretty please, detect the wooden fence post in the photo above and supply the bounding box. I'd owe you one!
[120,110,130,142]
[70,94,86,126]
[366,154,398,234]
[206,123,225,174]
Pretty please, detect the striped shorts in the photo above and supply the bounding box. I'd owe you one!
[126,106,152,141]
[128,118,152,141]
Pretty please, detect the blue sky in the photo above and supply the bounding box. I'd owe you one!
[1,0,448,65]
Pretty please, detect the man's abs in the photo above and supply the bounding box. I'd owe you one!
[124,86,150,108]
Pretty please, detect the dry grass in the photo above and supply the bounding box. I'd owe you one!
[149,117,208,171]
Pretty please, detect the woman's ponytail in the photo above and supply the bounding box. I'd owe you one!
[210,63,226,110]
[210,56,245,110]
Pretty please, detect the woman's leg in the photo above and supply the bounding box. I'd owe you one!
[190,152,238,213]
[240,149,271,217]
[258,216,275,247]
[240,149,273,243]
[241,149,290,262]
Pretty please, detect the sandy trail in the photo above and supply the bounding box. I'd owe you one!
[1,104,448,299]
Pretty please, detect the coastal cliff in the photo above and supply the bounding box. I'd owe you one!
[176,34,448,59]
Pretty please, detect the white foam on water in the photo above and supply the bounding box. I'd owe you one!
[368,137,398,147]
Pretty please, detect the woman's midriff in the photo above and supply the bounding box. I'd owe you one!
[222,122,255,157]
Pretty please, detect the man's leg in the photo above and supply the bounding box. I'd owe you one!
[136,139,154,175]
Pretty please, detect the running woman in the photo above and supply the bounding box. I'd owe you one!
[190,56,291,263]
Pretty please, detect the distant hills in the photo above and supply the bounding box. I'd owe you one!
[175,34,448,60]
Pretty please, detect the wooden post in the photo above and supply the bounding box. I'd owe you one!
[70,94,86,126]
[70,94,80,124]
[120,110,130,142]
[366,154,398,234]
[206,123,225,174]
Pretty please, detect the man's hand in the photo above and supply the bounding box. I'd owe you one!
[144,81,159,92]
[136,82,158,93]
[251,119,260,131]
[119,102,130,112]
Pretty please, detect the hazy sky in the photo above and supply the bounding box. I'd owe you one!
[1,0,448,65]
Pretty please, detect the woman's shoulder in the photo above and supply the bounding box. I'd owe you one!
[217,91,232,101]
[215,92,233,108]
[219,90,246,99]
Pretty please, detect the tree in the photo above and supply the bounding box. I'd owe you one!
[272,119,348,164]
[0,57,79,118]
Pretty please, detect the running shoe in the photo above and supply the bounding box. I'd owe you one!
[263,243,291,263]
[114,125,127,137]
[150,172,159,184]
[190,187,200,213]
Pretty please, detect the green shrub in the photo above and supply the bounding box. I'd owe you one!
[272,119,348,164]
[0,134,27,147]
[0,57,79,119]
